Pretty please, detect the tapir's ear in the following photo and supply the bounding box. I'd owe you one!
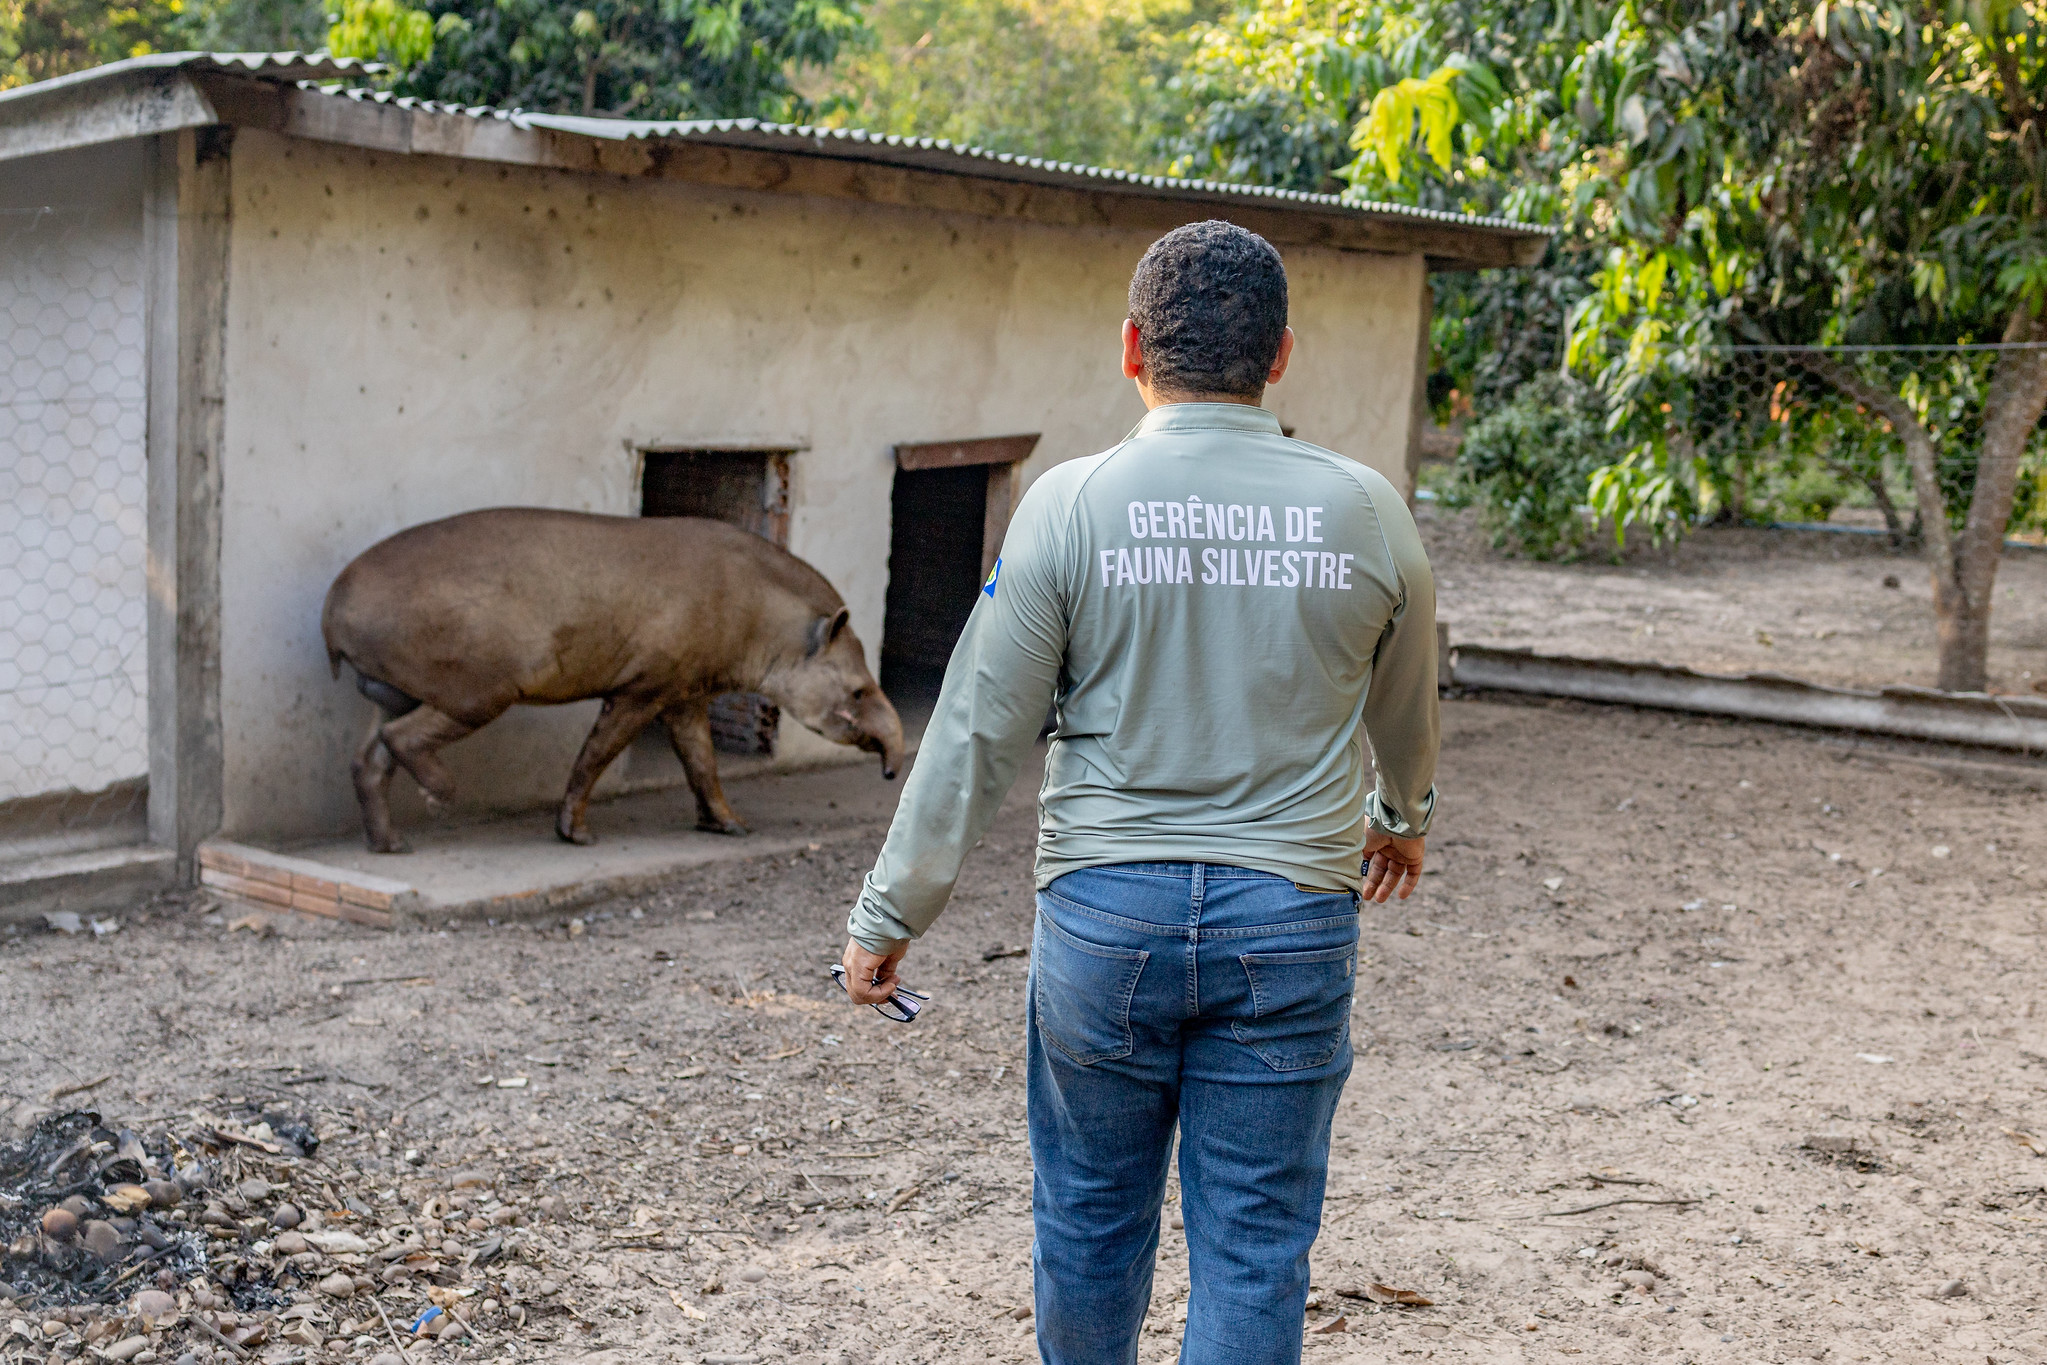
[807,607,851,657]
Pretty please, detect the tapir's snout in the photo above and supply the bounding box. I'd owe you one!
[862,691,904,781]
[825,686,903,779]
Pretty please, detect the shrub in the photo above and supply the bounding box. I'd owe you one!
[1451,373,1619,559]
[1770,465,1851,524]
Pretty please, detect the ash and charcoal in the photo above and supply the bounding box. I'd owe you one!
[0,1111,214,1310]
[0,1106,552,1364]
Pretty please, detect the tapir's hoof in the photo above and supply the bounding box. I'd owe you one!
[698,817,749,837]
[556,820,597,847]
[365,832,411,854]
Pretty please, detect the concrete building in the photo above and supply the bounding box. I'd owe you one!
[0,53,1547,916]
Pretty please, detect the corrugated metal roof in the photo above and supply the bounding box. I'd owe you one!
[0,52,1550,243]
[307,83,1547,237]
[0,50,382,107]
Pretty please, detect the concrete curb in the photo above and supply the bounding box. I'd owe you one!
[1450,645,2047,754]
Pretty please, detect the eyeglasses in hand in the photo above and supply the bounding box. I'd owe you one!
[829,962,930,1024]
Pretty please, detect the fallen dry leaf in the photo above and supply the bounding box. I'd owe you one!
[2004,1128,2046,1157]
[766,1044,807,1061]
[1361,1283,1434,1307]
[100,1185,150,1214]
[1311,1314,1349,1334]
[668,1291,707,1320]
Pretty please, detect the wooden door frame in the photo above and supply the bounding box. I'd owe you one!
[892,433,1042,579]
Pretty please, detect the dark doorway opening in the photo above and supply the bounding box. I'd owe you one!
[640,449,791,756]
[881,463,991,711]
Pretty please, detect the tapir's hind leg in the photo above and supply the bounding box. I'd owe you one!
[661,700,748,836]
[352,717,409,853]
[381,703,491,811]
[557,693,668,846]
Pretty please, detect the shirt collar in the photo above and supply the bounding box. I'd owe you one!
[1130,402,1285,440]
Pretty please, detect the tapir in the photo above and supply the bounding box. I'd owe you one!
[321,508,904,853]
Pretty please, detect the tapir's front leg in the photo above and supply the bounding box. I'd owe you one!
[557,693,667,845]
[661,700,749,835]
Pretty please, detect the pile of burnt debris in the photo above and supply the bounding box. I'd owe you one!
[1,1109,549,1364]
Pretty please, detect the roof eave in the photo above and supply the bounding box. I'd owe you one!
[0,60,1552,268]
[0,53,383,164]
[0,64,216,163]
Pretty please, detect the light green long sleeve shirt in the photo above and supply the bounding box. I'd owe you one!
[848,402,1439,954]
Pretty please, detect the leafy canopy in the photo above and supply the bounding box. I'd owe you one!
[323,0,862,119]
[822,0,1212,169]
[1,0,184,88]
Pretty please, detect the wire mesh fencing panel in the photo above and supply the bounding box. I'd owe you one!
[0,206,151,857]
[1675,345,2047,542]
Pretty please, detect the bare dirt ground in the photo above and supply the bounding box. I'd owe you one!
[5,698,2047,1365]
[1422,504,2047,696]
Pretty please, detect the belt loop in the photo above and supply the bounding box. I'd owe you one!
[1190,863,1205,918]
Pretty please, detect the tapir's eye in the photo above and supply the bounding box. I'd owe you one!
[851,687,870,700]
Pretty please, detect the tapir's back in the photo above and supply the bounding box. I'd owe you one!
[321,508,840,710]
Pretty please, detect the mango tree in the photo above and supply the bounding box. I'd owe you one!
[1354,0,2047,692]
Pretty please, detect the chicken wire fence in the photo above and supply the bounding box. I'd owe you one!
[0,205,151,857]
[1668,344,2047,540]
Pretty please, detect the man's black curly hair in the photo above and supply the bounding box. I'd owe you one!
[1128,220,1289,398]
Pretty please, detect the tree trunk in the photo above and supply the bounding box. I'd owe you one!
[1948,310,2047,689]
[1801,352,1963,671]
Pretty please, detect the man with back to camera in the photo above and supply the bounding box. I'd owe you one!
[838,219,1438,1365]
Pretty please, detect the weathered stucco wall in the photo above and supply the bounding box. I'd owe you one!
[216,129,1425,843]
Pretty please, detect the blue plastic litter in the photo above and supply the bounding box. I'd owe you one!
[410,1306,443,1333]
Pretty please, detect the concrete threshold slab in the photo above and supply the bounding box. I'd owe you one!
[0,843,177,922]
[209,758,909,926]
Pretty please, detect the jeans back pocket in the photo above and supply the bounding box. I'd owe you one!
[1033,910,1149,1067]
[1232,945,1355,1072]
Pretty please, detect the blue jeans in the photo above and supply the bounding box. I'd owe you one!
[1027,863,1358,1365]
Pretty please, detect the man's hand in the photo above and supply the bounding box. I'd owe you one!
[1362,830,1425,903]
[841,938,908,1006]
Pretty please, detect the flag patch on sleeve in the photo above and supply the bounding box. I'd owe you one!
[983,557,1001,597]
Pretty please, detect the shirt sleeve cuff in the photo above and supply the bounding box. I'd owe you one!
[1368,785,1437,839]
[846,894,917,957]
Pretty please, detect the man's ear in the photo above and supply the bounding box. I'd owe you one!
[1267,327,1296,385]
[808,607,851,657]
[1122,318,1145,380]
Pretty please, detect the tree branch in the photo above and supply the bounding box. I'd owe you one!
[1989,35,2037,131]
[1795,350,1957,585]
[1817,451,1906,547]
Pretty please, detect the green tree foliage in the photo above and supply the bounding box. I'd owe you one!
[1164,2,1594,425]
[175,0,327,53]
[328,0,432,66]
[1182,0,2045,690]
[1,0,182,88]
[822,0,1210,168]
[1524,0,2046,690]
[327,0,862,119]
